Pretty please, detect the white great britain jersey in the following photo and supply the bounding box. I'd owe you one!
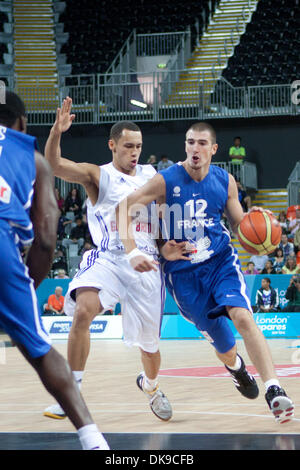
[86,162,159,256]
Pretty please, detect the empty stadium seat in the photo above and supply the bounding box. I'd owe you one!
[223,0,300,87]
[59,0,213,74]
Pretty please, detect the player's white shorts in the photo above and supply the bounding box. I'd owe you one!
[64,249,165,353]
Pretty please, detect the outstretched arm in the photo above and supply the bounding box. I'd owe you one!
[45,97,99,201]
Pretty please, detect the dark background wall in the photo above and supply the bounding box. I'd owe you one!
[29,115,300,189]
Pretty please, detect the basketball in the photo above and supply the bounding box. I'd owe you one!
[237,210,282,255]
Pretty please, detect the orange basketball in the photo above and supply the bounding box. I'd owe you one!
[237,210,282,255]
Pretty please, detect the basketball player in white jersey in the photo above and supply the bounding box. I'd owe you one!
[43,97,186,421]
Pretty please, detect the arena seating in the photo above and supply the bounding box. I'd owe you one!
[59,0,216,75]
[222,0,300,86]
[0,11,9,78]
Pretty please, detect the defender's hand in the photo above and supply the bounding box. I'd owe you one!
[53,96,76,134]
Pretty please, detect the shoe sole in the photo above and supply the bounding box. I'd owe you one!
[270,396,294,424]
[43,411,66,420]
[150,407,172,422]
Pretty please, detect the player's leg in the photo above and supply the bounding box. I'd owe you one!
[212,246,294,422]
[227,306,276,383]
[0,236,109,450]
[44,254,121,419]
[68,287,102,372]
[44,287,103,420]
[137,348,171,421]
[140,348,161,381]
[17,343,109,450]
[124,268,172,421]
[227,306,294,423]
[166,268,258,399]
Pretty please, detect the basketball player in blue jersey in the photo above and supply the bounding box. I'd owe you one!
[0,91,109,449]
[118,121,294,424]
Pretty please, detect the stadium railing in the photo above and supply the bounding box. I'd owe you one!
[13,72,299,126]
[288,162,300,207]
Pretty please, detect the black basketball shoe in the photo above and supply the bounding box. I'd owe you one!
[265,385,294,424]
[225,354,259,399]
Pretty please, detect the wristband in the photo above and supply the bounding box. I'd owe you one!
[127,248,152,262]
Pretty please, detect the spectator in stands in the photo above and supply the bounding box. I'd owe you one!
[244,261,259,275]
[236,180,251,212]
[288,208,300,239]
[271,248,285,274]
[261,259,276,275]
[277,211,289,233]
[157,154,174,171]
[249,253,269,273]
[282,275,300,312]
[55,188,65,212]
[279,233,295,260]
[229,136,246,164]
[57,210,73,240]
[146,154,157,168]
[79,240,96,256]
[54,269,70,279]
[62,216,88,252]
[44,286,65,316]
[293,226,300,254]
[51,247,68,274]
[64,187,82,217]
[255,277,280,313]
[281,256,300,275]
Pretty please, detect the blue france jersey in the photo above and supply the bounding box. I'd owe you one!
[160,163,231,273]
[0,126,37,245]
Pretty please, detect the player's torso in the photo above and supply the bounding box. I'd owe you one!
[160,163,231,272]
[87,163,159,255]
[0,126,36,245]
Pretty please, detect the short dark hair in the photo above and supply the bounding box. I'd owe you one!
[109,121,141,142]
[263,277,271,284]
[0,90,26,127]
[186,121,216,144]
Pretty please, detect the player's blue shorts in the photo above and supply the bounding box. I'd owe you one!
[164,243,252,354]
[0,221,52,358]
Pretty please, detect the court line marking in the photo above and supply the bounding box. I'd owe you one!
[0,408,298,423]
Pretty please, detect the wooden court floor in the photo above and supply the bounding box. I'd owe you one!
[1,335,300,441]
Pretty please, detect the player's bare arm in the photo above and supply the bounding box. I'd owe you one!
[224,174,245,235]
[117,173,166,272]
[225,174,273,235]
[26,152,59,288]
[45,96,100,205]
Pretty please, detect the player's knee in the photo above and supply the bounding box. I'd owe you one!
[140,348,160,359]
[73,304,96,330]
[228,307,253,332]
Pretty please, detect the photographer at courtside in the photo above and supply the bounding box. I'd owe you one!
[282,275,300,312]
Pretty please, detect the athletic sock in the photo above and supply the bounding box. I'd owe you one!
[77,423,109,450]
[143,375,158,392]
[227,354,242,371]
[73,371,84,390]
[264,379,280,391]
